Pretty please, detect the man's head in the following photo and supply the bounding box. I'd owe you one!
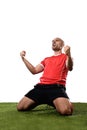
[52,37,64,51]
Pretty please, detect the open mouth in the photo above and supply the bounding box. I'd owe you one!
[52,42,56,47]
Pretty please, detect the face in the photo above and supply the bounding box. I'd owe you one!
[52,38,64,51]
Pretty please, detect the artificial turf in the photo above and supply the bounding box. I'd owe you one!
[0,103,87,130]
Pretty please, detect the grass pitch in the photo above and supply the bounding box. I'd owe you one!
[0,103,87,130]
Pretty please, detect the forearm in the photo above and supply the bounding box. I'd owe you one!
[64,46,73,71]
[22,57,36,74]
[66,54,73,71]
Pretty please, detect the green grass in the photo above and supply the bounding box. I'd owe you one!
[0,103,87,130]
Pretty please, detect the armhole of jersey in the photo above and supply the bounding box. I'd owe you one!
[39,63,44,69]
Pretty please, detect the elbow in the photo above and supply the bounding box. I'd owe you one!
[69,69,73,71]
[31,69,37,75]
[32,72,36,75]
[68,67,73,71]
[31,71,37,75]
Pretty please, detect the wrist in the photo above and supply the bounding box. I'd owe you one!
[67,54,71,58]
[21,56,25,61]
[66,52,71,57]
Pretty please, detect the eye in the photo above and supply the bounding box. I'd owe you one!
[55,39,59,41]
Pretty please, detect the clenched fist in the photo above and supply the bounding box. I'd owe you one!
[20,51,26,59]
[64,46,71,56]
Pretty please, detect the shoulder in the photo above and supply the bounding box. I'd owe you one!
[61,53,67,58]
[61,53,67,56]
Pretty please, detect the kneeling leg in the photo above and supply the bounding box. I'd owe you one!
[53,97,73,115]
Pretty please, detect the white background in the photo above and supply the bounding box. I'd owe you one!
[0,0,87,102]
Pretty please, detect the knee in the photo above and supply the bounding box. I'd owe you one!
[16,103,26,111]
[58,107,73,116]
[17,104,22,111]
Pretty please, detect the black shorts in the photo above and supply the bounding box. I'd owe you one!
[25,84,69,107]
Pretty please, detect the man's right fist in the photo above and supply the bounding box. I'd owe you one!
[20,51,26,58]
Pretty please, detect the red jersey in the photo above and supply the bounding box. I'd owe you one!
[39,54,68,86]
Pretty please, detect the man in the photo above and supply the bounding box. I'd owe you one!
[17,37,73,115]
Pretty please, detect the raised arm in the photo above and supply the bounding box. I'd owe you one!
[64,46,73,71]
[20,51,44,74]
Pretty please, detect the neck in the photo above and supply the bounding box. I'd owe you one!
[54,50,62,55]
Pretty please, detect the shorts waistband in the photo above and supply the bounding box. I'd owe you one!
[34,83,65,89]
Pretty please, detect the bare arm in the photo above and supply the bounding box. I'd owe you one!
[64,46,73,71]
[20,51,44,74]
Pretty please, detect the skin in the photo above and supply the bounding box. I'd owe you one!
[17,37,73,115]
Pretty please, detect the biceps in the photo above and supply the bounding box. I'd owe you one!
[35,64,44,73]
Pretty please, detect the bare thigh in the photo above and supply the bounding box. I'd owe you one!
[17,96,37,111]
[53,97,73,115]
